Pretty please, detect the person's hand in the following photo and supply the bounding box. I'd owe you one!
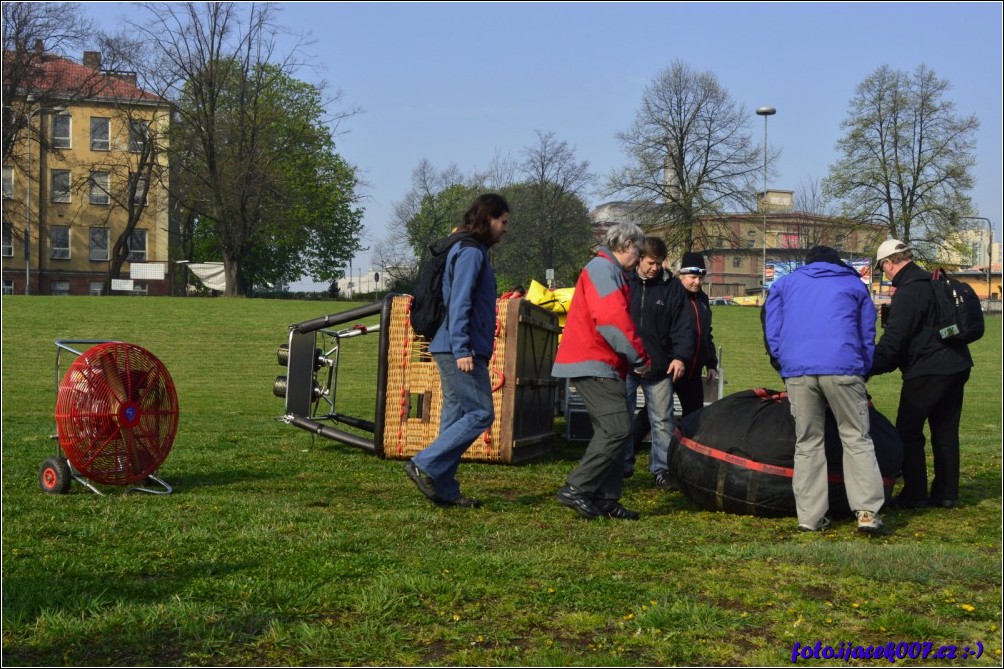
[633,360,651,377]
[706,368,718,384]
[456,356,474,373]
[667,359,686,382]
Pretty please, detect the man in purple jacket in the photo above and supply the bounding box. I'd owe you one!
[764,246,885,534]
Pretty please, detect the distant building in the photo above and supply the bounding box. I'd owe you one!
[590,190,886,299]
[335,268,386,297]
[3,48,172,295]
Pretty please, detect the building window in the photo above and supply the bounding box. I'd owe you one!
[128,120,149,153]
[2,166,12,198]
[2,222,12,257]
[89,227,109,261]
[51,114,71,149]
[50,169,71,203]
[130,172,148,206]
[89,281,105,296]
[89,171,110,205]
[51,225,70,259]
[2,279,13,295]
[51,280,70,295]
[746,239,755,248]
[90,117,110,151]
[131,282,148,296]
[127,229,147,262]
[732,256,743,268]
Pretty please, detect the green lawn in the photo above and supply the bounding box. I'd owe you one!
[2,296,1001,666]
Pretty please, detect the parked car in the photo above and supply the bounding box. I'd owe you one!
[709,297,737,306]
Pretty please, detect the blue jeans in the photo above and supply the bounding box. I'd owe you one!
[412,354,494,501]
[625,375,676,474]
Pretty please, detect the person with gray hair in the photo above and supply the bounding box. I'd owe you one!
[552,222,651,520]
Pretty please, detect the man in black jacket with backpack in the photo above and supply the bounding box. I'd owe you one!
[869,240,974,509]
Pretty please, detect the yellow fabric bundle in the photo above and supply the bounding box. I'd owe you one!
[524,280,574,331]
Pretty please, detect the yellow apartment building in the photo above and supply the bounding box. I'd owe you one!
[3,50,172,295]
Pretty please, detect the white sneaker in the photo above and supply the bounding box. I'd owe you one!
[797,516,832,532]
[855,510,883,534]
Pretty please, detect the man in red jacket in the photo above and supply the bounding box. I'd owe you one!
[552,222,650,520]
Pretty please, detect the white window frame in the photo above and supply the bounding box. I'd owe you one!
[2,279,13,295]
[2,222,12,257]
[50,225,70,260]
[90,117,110,151]
[128,120,149,153]
[2,166,13,199]
[127,229,147,262]
[89,281,105,296]
[89,227,109,261]
[50,169,71,203]
[131,282,148,296]
[50,280,70,295]
[89,171,110,205]
[51,114,71,149]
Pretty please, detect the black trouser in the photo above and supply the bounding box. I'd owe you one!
[674,375,706,418]
[896,370,970,503]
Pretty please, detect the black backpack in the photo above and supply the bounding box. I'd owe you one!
[930,268,985,345]
[409,232,480,339]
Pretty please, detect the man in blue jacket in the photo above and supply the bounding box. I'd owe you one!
[404,194,508,508]
[764,246,885,533]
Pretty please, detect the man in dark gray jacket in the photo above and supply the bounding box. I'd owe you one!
[869,240,974,509]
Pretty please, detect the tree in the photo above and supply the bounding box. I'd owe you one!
[127,2,362,296]
[2,2,98,162]
[606,60,764,252]
[491,131,595,288]
[378,161,476,291]
[824,64,978,251]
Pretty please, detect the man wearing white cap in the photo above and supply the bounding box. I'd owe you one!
[869,240,974,509]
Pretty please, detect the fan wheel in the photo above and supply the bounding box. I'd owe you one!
[39,456,72,494]
[55,342,179,486]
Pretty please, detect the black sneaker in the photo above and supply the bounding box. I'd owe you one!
[438,494,482,508]
[893,495,930,509]
[596,500,640,520]
[555,484,602,519]
[653,470,678,491]
[404,460,439,502]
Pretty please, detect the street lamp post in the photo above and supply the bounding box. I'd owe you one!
[756,106,776,294]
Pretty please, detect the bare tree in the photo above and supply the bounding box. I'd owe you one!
[2,2,98,162]
[824,64,978,249]
[607,60,765,252]
[391,160,474,264]
[491,130,594,287]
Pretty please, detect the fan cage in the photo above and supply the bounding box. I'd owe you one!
[54,342,179,486]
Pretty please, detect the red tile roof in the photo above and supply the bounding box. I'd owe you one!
[10,52,165,105]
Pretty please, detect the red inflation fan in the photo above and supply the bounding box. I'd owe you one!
[41,340,178,495]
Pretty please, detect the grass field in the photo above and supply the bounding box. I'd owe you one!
[2,295,1001,666]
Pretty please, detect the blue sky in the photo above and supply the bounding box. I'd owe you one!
[81,2,1002,282]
